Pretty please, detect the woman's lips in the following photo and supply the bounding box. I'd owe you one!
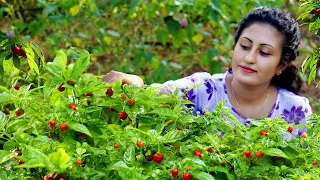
[240,66,256,73]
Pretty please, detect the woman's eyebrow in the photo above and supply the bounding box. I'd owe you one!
[242,37,274,48]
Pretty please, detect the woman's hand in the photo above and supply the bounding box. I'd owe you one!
[101,70,144,87]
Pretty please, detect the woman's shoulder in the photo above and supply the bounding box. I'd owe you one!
[278,88,310,104]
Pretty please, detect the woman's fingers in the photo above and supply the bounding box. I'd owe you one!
[101,71,125,83]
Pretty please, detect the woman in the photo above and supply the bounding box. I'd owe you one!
[102,7,312,136]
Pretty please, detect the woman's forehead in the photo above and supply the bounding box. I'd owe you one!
[240,23,285,48]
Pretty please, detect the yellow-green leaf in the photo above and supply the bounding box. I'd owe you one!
[103,36,113,45]
[70,5,81,16]
[192,34,203,45]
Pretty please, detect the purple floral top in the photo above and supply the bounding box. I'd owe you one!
[157,71,312,139]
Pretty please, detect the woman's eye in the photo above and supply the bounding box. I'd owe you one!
[260,51,270,56]
[240,45,249,49]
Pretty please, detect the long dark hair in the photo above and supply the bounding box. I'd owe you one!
[234,6,302,94]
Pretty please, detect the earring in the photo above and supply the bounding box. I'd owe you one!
[276,70,282,76]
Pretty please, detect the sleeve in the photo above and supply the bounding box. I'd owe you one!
[279,95,312,141]
[281,96,312,137]
[154,72,216,116]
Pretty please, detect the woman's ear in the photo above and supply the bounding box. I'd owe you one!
[276,62,289,76]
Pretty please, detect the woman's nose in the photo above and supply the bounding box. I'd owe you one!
[244,50,257,64]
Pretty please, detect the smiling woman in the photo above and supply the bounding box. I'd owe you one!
[102,6,312,137]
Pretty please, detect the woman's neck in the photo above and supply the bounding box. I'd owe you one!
[231,78,270,105]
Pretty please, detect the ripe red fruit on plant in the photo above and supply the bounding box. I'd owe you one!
[80,132,85,137]
[54,174,65,180]
[183,172,193,180]
[12,45,21,55]
[287,126,294,133]
[127,99,136,106]
[174,145,179,149]
[146,155,153,161]
[310,9,320,14]
[13,149,22,156]
[276,156,282,160]
[60,124,68,131]
[15,108,24,117]
[207,147,214,153]
[105,88,113,96]
[171,168,178,177]
[3,109,9,115]
[109,106,115,112]
[153,152,164,163]
[12,83,20,90]
[18,49,27,57]
[118,112,128,120]
[312,161,318,166]
[300,132,308,138]
[57,83,65,92]
[244,150,251,158]
[48,134,52,138]
[49,120,56,128]
[114,144,119,149]
[69,103,77,110]
[260,129,268,136]
[76,159,82,166]
[136,140,144,147]
[194,149,202,157]
[120,93,126,100]
[18,160,25,165]
[255,152,264,158]
[85,92,93,97]
[43,175,52,180]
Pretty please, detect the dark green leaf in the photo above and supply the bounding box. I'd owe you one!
[68,122,93,137]
[161,130,187,143]
[262,148,288,159]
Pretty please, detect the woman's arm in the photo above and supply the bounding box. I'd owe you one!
[101,70,144,87]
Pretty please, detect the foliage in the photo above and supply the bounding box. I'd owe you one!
[0,38,319,179]
[0,0,285,84]
[298,0,320,86]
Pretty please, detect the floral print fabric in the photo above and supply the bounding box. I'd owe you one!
[157,71,312,135]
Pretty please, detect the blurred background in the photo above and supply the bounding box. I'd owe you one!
[0,0,319,112]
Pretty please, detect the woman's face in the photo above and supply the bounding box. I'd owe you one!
[231,23,285,86]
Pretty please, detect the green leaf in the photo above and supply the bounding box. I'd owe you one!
[262,148,289,159]
[12,54,20,68]
[68,122,93,137]
[209,61,222,74]
[0,111,8,130]
[31,43,45,65]
[165,16,180,36]
[53,49,67,70]
[245,166,269,176]
[193,172,215,180]
[76,148,86,156]
[5,53,12,60]
[25,45,39,75]
[69,50,90,80]
[161,130,187,143]
[108,161,129,170]
[48,148,70,171]
[123,145,135,165]
[0,92,15,104]
[149,108,177,118]
[0,150,13,164]
[129,0,141,16]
